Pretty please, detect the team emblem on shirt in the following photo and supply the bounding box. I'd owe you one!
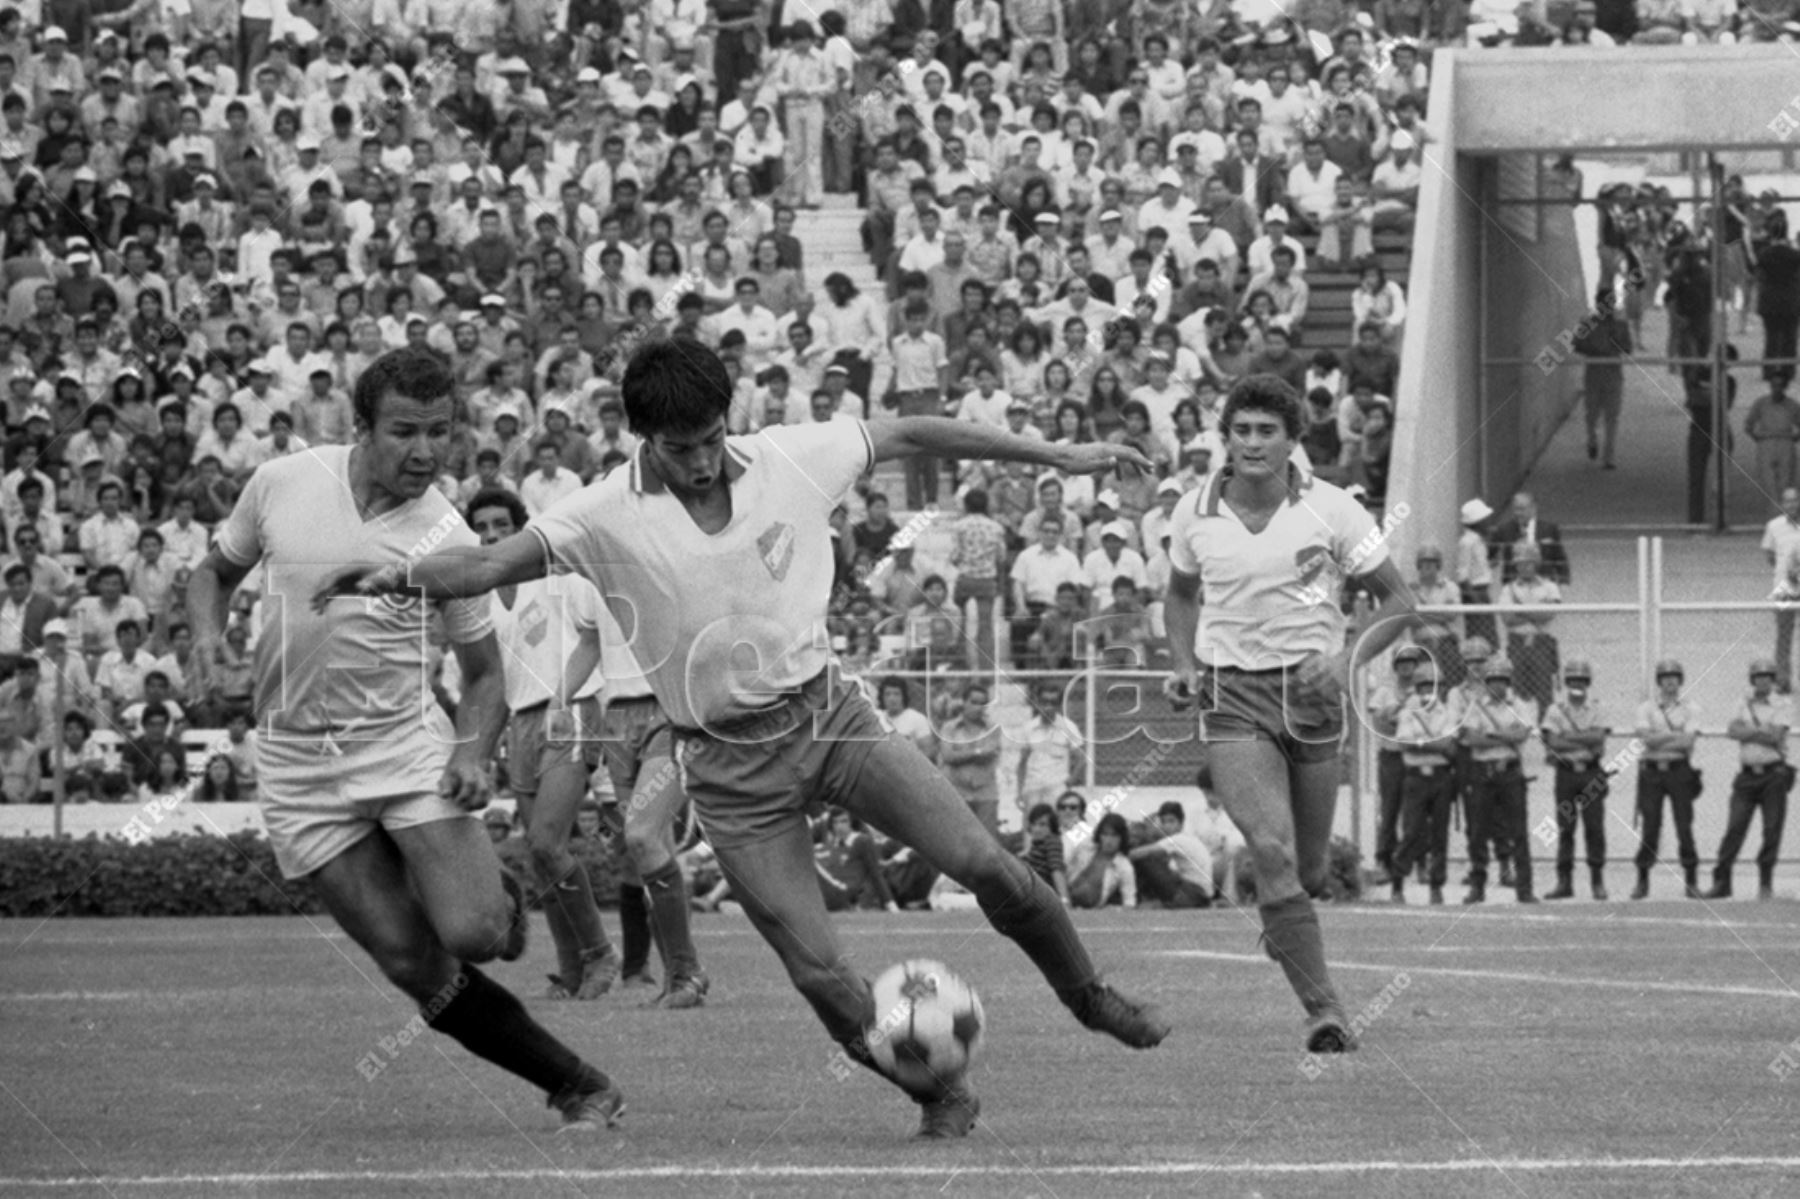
[1294,545,1343,607]
[758,522,796,582]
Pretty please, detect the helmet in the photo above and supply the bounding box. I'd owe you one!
[1412,659,1439,685]
[1483,658,1514,681]
[1460,636,1493,659]
[1415,543,1443,563]
[1562,659,1594,682]
[1654,659,1685,678]
[1393,645,1427,665]
[1751,658,1780,679]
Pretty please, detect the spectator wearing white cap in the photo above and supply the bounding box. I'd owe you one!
[1136,168,1197,241]
[1139,478,1186,559]
[1246,206,1309,278]
[1174,207,1240,283]
[300,63,362,142]
[1370,130,1422,228]
[25,27,83,112]
[1081,520,1149,609]
[80,65,141,144]
[1456,498,1499,646]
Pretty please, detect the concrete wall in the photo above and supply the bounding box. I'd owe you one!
[1388,54,1482,567]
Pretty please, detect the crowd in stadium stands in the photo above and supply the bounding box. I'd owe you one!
[0,0,1774,817]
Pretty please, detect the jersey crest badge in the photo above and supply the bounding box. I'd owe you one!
[758,522,796,581]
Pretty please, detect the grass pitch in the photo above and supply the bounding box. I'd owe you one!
[5,899,1800,1198]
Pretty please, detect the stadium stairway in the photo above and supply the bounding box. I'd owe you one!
[1298,225,1414,354]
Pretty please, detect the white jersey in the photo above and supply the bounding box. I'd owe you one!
[594,600,655,705]
[529,420,876,729]
[217,445,492,738]
[489,574,604,712]
[1166,464,1385,670]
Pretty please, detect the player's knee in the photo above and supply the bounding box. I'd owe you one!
[439,904,513,963]
[623,827,672,874]
[526,831,574,881]
[373,944,453,1000]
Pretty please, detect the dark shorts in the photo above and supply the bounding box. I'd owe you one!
[954,574,999,605]
[1201,665,1343,765]
[675,671,888,850]
[506,697,602,798]
[597,694,675,798]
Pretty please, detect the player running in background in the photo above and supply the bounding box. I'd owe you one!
[1162,374,1422,1053]
[191,348,621,1130]
[465,487,620,1001]
[567,530,711,1009]
[322,339,1170,1142]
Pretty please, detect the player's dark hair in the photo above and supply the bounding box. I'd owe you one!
[1220,374,1304,441]
[621,340,731,438]
[353,346,454,430]
[466,486,528,533]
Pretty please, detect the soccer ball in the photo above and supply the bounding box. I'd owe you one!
[865,959,985,1092]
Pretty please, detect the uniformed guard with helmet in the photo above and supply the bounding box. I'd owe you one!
[1704,659,1794,899]
[1369,644,1427,885]
[1542,658,1611,900]
[1632,659,1703,899]
[1458,656,1536,903]
[1454,635,1516,887]
[1392,657,1459,904]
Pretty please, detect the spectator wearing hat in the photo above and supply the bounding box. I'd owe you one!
[1080,520,1148,612]
[1370,130,1422,228]
[1540,659,1610,900]
[1246,207,1308,278]
[26,27,84,111]
[1454,500,1497,648]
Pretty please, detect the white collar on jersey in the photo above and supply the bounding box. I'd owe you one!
[630,437,752,495]
[1201,460,1314,516]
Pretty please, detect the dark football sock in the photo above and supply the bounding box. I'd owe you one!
[539,886,583,985]
[641,860,701,978]
[557,864,611,960]
[972,853,1097,994]
[618,883,652,977]
[1259,894,1341,1017]
[426,965,594,1097]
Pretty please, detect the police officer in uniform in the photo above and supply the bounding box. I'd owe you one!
[1458,657,1536,904]
[1453,635,1515,886]
[1368,644,1426,885]
[1393,657,1459,905]
[1542,658,1611,901]
[1703,659,1793,900]
[1632,659,1703,900]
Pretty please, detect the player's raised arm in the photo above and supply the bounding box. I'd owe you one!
[310,532,551,611]
[868,416,1154,477]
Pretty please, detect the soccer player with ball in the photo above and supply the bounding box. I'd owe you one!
[1163,375,1424,1053]
[323,340,1171,1140]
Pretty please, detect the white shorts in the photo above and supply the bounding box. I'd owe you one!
[258,713,473,879]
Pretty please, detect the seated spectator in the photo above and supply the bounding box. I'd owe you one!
[195,753,242,802]
[1128,799,1216,908]
[1315,177,1376,270]
[78,481,141,572]
[1093,576,1156,666]
[123,700,180,790]
[0,710,39,803]
[1068,812,1137,908]
[41,711,127,804]
[1019,801,1072,903]
[1353,268,1408,349]
[119,671,187,738]
[1370,131,1421,228]
[1346,322,1402,395]
[0,563,56,680]
[137,743,189,804]
[96,619,157,718]
[69,567,151,661]
[814,808,898,912]
[875,675,936,758]
[1029,581,1089,669]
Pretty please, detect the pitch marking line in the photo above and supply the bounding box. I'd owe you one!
[9,1157,1800,1186]
[1161,949,1800,999]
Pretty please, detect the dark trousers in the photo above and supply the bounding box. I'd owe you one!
[1466,760,1533,894]
[1135,853,1213,907]
[1714,764,1794,882]
[1764,312,1799,375]
[1635,762,1701,873]
[895,390,941,507]
[1509,633,1559,715]
[1375,750,1404,875]
[1553,766,1608,874]
[1687,415,1726,525]
[1394,766,1455,887]
[1009,601,1048,667]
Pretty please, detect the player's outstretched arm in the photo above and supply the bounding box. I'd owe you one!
[869,416,1155,477]
[310,534,550,611]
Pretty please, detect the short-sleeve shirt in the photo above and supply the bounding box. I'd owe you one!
[527,420,876,729]
[1165,464,1387,670]
[1764,514,1800,592]
[490,573,604,713]
[1733,692,1789,767]
[1395,695,1455,767]
[1540,695,1606,767]
[216,445,492,737]
[1635,696,1699,762]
